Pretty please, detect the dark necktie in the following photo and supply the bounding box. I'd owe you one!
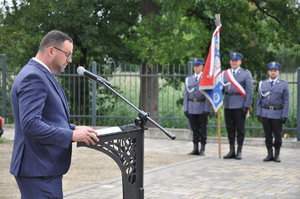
[271,81,274,87]
[233,71,236,77]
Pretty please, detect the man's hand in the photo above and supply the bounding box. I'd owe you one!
[257,116,263,123]
[184,111,190,119]
[242,107,248,116]
[280,117,287,124]
[203,112,210,117]
[72,126,99,146]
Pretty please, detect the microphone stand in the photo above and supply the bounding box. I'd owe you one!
[93,77,176,140]
[78,74,176,199]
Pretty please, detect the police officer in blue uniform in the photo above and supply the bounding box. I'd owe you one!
[184,58,211,156]
[256,62,289,163]
[222,52,253,160]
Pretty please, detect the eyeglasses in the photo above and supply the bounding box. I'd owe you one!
[53,46,73,60]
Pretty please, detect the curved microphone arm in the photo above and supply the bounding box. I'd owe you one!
[77,67,176,140]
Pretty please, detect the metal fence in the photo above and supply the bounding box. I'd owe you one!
[1,54,300,139]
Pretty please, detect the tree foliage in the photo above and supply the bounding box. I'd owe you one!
[1,0,141,69]
[1,0,299,70]
[126,0,300,72]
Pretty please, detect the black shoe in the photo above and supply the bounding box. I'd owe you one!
[235,152,242,160]
[199,150,205,156]
[274,156,281,162]
[187,150,200,155]
[223,145,235,159]
[274,148,281,163]
[263,155,274,161]
[199,144,205,156]
[235,146,242,160]
[187,143,199,155]
[263,148,273,162]
[223,151,235,159]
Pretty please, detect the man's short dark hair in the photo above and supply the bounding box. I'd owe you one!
[39,30,73,52]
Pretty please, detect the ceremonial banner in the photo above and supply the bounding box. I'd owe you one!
[199,25,222,112]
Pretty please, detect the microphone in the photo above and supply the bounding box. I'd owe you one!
[77,66,111,86]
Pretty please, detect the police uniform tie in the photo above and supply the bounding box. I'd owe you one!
[271,81,274,87]
[233,71,236,77]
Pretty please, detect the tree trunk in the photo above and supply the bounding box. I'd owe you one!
[142,0,160,16]
[140,0,160,127]
[140,64,159,127]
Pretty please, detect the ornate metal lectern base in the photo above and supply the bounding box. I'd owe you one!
[77,123,145,199]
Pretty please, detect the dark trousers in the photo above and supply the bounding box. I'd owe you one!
[189,114,208,145]
[262,117,282,148]
[224,108,246,146]
[15,175,63,199]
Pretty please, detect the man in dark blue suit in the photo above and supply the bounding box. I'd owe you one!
[10,30,99,199]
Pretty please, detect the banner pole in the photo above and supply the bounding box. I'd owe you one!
[217,109,221,159]
[215,14,221,159]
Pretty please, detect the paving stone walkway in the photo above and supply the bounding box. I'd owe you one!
[65,138,300,199]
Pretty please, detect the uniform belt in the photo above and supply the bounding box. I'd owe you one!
[262,105,283,110]
[188,98,205,102]
[225,92,241,96]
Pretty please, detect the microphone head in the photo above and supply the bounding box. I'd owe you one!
[77,66,85,75]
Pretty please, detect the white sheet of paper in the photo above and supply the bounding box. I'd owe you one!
[96,126,122,136]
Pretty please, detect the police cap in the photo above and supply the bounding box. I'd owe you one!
[192,58,205,65]
[230,52,243,60]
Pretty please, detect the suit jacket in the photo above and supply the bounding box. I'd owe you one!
[184,75,211,114]
[222,68,253,109]
[256,78,289,119]
[10,59,76,177]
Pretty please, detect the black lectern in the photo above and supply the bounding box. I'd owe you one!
[77,123,145,198]
[77,67,176,199]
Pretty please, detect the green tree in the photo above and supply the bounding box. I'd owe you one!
[0,0,141,125]
[1,0,141,67]
[2,0,300,73]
